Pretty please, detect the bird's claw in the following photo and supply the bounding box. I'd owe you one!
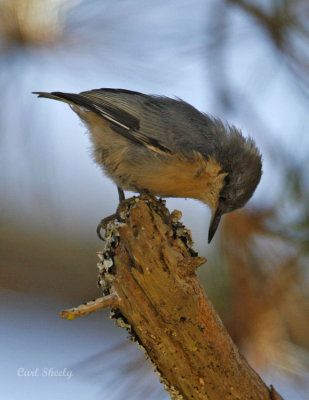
[96,213,117,241]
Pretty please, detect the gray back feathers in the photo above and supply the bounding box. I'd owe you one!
[34,88,262,212]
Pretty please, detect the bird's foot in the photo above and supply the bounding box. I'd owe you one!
[96,213,118,241]
[96,196,134,241]
[97,186,126,241]
[97,190,158,241]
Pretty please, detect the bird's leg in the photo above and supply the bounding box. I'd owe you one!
[97,186,126,241]
[117,186,125,202]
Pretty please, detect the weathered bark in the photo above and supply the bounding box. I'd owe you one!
[63,195,284,400]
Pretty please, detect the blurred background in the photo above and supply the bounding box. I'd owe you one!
[1,0,308,399]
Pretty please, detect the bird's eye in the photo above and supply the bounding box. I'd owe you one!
[220,196,227,202]
[224,175,230,184]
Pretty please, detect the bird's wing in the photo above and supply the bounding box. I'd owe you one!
[33,89,173,155]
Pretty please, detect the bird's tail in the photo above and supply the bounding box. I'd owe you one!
[33,91,138,127]
[33,91,172,154]
[33,91,60,100]
[33,91,88,107]
[33,91,119,124]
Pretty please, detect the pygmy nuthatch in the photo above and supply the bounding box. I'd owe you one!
[34,88,262,243]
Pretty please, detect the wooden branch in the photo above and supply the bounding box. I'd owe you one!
[60,294,120,320]
[76,195,284,400]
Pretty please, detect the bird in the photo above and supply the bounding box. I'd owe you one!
[33,88,262,243]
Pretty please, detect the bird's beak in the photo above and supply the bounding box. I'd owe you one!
[208,208,222,243]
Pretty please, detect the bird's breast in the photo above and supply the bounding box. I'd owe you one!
[114,152,225,209]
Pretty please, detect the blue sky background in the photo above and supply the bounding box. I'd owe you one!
[1,1,308,399]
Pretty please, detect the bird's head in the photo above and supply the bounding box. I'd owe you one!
[207,126,262,243]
